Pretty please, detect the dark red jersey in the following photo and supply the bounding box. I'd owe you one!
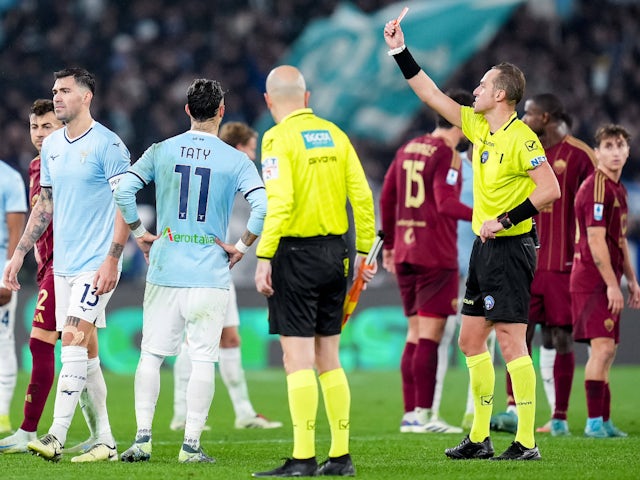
[29,155,54,282]
[570,170,628,293]
[380,134,472,269]
[535,135,596,272]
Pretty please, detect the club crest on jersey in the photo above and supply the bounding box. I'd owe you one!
[446,168,459,185]
[301,130,334,149]
[484,295,495,311]
[262,157,279,181]
[594,203,604,221]
[480,151,489,164]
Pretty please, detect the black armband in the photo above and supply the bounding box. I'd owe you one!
[507,198,539,226]
[392,47,421,80]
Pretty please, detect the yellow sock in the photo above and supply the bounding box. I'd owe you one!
[287,369,318,459]
[466,351,494,443]
[507,355,536,448]
[319,368,350,457]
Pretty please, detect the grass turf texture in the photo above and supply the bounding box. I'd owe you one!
[2,367,639,479]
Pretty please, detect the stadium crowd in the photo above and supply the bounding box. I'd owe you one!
[0,0,638,183]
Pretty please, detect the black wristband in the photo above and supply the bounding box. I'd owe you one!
[507,198,539,225]
[497,212,513,230]
[392,47,421,79]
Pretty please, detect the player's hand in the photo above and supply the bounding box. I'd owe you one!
[93,258,119,295]
[384,20,405,49]
[215,237,244,269]
[479,219,503,243]
[255,259,274,297]
[606,284,624,315]
[382,248,396,274]
[627,280,640,309]
[354,255,377,291]
[135,231,159,265]
[2,256,24,291]
[0,287,11,306]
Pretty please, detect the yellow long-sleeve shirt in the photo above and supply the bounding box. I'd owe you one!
[256,108,375,259]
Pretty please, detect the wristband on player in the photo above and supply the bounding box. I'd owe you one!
[235,239,250,254]
[387,44,406,56]
[131,223,147,238]
[507,198,539,225]
[391,47,421,79]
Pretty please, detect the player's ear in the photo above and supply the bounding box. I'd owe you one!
[184,104,190,117]
[218,103,225,120]
[304,91,311,107]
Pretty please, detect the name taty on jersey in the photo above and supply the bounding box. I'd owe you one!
[181,146,211,160]
[161,227,216,245]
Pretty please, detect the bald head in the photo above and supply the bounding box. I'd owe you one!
[265,65,306,102]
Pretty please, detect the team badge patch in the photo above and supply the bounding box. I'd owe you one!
[594,203,604,221]
[262,157,279,181]
[446,168,459,185]
[484,295,495,311]
[481,151,489,164]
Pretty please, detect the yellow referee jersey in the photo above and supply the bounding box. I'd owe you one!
[461,106,547,236]
[256,108,375,259]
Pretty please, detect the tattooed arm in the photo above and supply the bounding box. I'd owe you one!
[2,187,53,291]
[93,208,129,295]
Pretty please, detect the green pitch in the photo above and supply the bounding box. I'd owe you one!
[3,366,639,479]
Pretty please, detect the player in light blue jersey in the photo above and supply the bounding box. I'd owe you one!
[4,68,131,463]
[115,78,267,464]
[0,160,27,434]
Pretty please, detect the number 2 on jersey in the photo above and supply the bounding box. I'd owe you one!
[175,165,211,222]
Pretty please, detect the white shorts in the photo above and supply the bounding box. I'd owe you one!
[0,291,17,343]
[223,282,240,328]
[54,271,117,330]
[142,283,228,362]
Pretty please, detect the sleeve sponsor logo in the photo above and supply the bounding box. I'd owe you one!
[446,168,459,185]
[530,156,547,168]
[262,156,279,181]
[594,203,604,221]
[301,130,335,149]
[109,173,125,192]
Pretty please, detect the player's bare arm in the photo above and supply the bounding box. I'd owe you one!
[383,21,462,127]
[215,230,259,269]
[93,208,128,295]
[587,226,624,315]
[3,187,53,290]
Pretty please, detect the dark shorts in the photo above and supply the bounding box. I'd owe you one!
[529,270,572,328]
[461,233,536,323]
[268,235,348,337]
[396,263,458,318]
[32,266,56,331]
[571,291,620,344]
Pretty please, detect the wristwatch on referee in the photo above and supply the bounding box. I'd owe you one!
[497,212,513,230]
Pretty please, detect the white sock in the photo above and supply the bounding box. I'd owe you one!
[84,357,114,445]
[219,347,255,420]
[432,316,457,416]
[539,346,556,413]
[173,343,191,422]
[134,351,164,435]
[49,346,88,445]
[184,360,215,449]
[0,338,17,415]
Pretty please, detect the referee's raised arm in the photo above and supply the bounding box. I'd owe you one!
[383,21,462,128]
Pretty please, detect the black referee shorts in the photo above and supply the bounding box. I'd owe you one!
[268,235,348,337]
[461,232,536,324]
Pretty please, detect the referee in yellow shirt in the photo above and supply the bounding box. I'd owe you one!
[253,65,376,478]
[384,23,560,460]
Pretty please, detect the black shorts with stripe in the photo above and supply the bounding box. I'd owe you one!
[461,232,536,324]
[268,235,348,337]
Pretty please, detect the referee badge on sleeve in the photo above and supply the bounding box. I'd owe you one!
[594,203,604,221]
[446,168,459,185]
[262,157,279,181]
